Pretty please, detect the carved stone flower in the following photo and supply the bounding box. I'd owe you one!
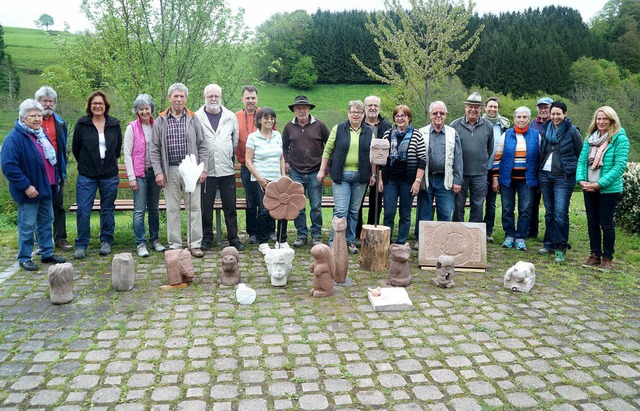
[263,176,306,221]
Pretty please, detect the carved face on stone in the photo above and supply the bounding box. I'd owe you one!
[265,249,295,280]
[332,216,347,231]
[390,243,410,262]
[220,247,239,271]
[370,138,390,165]
[435,255,455,283]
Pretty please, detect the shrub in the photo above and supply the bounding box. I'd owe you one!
[288,56,318,89]
[616,162,640,234]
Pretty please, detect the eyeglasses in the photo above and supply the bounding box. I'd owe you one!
[431,111,446,116]
[26,114,43,119]
[394,114,407,119]
[349,111,364,116]
[365,104,380,108]
[205,95,221,100]
[91,102,105,106]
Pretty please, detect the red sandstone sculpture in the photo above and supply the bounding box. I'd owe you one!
[309,244,335,298]
[330,216,348,283]
[165,249,195,285]
[387,243,412,287]
[263,176,306,221]
[220,246,241,286]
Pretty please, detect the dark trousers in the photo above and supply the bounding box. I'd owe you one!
[52,179,67,243]
[356,185,383,238]
[201,175,239,244]
[483,172,497,236]
[583,191,620,260]
[528,189,542,238]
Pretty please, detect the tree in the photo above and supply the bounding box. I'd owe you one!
[35,14,54,31]
[0,24,20,100]
[353,0,482,118]
[288,56,318,89]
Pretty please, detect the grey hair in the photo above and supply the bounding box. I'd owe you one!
[168,83,188,97]
[348,100,365,112]
[429,101,448,113]
[513,106,531,118]
[364,95,381,105]
[204,84,222,96]
[34,86,58,102]
[132,94,155,115]
[19,99,44,119]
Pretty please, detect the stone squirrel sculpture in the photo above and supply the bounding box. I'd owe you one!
[388,243,412,287]
[220,246,241,286]
[309,244,335,298]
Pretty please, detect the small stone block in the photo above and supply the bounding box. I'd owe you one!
[48,263,74,304]
[368,287,414,311]
[112,253,135,291]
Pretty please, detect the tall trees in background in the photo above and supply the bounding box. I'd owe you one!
[592,0,640,73]
[0,25,20,100]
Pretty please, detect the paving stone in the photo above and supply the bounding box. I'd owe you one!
[324,378,352,392]
[91,387,121,404]
[10,375,43,390]
[429,369,458,383]
[413,385,444,400]
[378,373,406,388]
[506,392,538,408]
[466,380,496,396]
[269,381,296,396]
[356,390,386,406]
[298,394,329,410]
[556,385,588,401]
[210,385,238,399]
[294,367,319,380]
[608,364,640,378]
[450,397,481,410]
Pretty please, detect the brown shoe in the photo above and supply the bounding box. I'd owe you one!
[190,248,204,258]
[597,258,613,271]
[56,239,73,251]
[582,254,601,268]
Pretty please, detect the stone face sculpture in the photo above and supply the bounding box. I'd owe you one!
[331,216,348,283]
[432,255,456,288]
[48,263,74,304]
[236,283,257,305]
[165,249,195,285]
[220,246,241,286]
[370,138,390,165]
[263,176,306,221]
[265,248,295,286]
[179,154,204,193]
[112,252,135,291]
[388,243,412,287]
[504,261,536,292]
[309,244,335,298]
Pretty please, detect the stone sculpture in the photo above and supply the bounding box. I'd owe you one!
[388,243,412,287]
[370,138,390,165]
[367,287,414,311]
[330,216,348,284]
[504,261,536,292]
[112,252,135,291]
[432,255,456,288]
[48,263,74,304]
[236,283,257,305]
[263,176,306,221]
[179,154,204,193]
[309,244,335,298]
[265,248,295,286]
[220,246,241,286]
[165,249,195,286]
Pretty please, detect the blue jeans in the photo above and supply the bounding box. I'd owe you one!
[289,168,323,238]
[499,180,533,240]
[75,173,119,249]
[483,172,497,236]
[453,174,487,223]
[132,169,161,245]
[18,200,54,262]
[330,171,367,244]
[583,191,620,260]
[415,175,454,239]
[383,179,413,244]
[540,171,575,251]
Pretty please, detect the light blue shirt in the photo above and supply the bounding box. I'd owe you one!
[246,130,283,182]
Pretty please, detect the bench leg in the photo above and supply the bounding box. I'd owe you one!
[215,209,222,246]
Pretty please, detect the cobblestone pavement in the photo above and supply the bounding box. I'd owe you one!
[0,242,638,411]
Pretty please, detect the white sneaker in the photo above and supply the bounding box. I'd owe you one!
[152,241,166,252]
[275,242,290,249]
[137,244,149,258]
[258,243,271,255]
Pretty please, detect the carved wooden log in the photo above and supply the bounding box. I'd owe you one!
[359,224,391,271]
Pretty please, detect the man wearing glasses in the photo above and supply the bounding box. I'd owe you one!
[282,95,330,247]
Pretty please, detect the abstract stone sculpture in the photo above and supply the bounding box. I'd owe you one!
[165,249,195,286]
[263,176,306,221]
[112,252,135,291]
[370,138,390,165]
[432,255,456,288]
[309,244,335,298]
[179,154,204,193]
[368,287,414,311]
[331,216,348,283]
[48,263,74,304]
[388,243,412,287]
[265,248,295,286]
[220,246,241,286]
[236,283,257,305]
[504,261,536,292]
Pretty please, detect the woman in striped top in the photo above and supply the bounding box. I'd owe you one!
[492,106,540,251]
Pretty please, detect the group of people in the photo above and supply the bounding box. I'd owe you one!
[1,84,629,272]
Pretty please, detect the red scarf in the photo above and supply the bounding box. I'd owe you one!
[514,125,529,134]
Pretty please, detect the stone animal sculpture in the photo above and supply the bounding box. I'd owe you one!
[112,252,135,291]
[432,255,456,288]
[49,263,74,304]
[265,248,295,286]
[165,249,195,285]
[331,216,348,283]
[220,246,241,286]
[309,244,336,298]
[388,243,412,287]
[236,283,257,305]
[504,261,536,292]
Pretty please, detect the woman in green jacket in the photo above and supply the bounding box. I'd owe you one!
[576,106,629,271]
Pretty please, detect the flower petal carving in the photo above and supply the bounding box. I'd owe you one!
[264,176,306,221]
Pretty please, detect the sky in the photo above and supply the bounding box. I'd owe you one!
[1,0,607,33]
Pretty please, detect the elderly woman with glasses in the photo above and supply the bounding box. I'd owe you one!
[1,99,66,271]
[317,100,375,254]
[72,91,122,259]
[378,105,426,245]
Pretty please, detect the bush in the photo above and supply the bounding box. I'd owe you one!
[616,162,640,234]
[288,56,318,89]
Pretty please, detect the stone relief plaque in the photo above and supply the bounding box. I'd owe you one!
[418,221,487,269]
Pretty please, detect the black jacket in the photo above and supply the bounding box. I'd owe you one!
[72,114,122,178]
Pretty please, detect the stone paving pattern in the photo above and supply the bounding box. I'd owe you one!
[0,241,639,410]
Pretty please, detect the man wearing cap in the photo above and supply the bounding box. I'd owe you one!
[282,96,330,247]
[450,92,494,223]
[528,96,553,239]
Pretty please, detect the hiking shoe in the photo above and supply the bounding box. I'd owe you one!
[74,248,86,259]
[20,260,39,271]
[41,254,66,264]
[258,243,271,255]
[597,258,613,271]
[56,239,73,251]
[247,235,257,245]
[312,236,323,246]
[200,241,211,251]
[99,242,112,256]
[515,239,527,251]
[538,246,552,254]
[348,243,358,254]
[582,254,601,268]
[152,241,166,252]
[293,236,307,247]
[231,241,245,251]
[554,249,565,263]
[501,237,514,249]
[137,244,149,258]
[190,248,204,258]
